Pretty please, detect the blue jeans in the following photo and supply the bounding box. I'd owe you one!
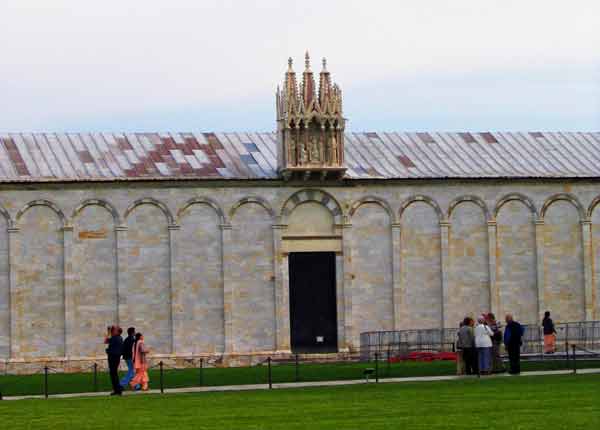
[120,359,134,387]
[477,347,492,373]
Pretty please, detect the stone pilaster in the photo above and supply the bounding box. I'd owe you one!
[63,225,74,358]
[221,223,234,353]
[272,222,291,352]
[534,219,545,319]
[115,225,128,326]
[594,222,600,322]
[341,221,353,350]
[7,227,19,359]
[487,220,498,317]
[391,223,402,330]
[167,224,180,354]
[439,221,450,328]
[581,220,594,320]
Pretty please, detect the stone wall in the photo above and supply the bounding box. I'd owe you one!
[229,202,275,353]
[543,200,585,322]
[496,200,537,324]
[70,203,117,357]
[14,204,65,358]
[593,206,600,319]
[0,180,598,365]
[174,201,224,354]
[399,201,442,329]
[447,201,490,327]
[351,202,394,345]
[0,215,8,357]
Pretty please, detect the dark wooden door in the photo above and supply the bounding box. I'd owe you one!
[289,252,338,353]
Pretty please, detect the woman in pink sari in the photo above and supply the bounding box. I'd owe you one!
[130,333,149,391]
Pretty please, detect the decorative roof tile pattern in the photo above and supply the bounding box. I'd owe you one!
[0,132,599,182]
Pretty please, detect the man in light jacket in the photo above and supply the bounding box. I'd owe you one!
[474,317,494,375]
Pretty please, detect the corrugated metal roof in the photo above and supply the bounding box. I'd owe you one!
[0,132,599,182]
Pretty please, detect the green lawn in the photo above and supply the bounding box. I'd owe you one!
[0,375,598,429]
[0,359,597,397]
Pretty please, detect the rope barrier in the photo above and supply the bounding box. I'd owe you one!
[573,345,600,356]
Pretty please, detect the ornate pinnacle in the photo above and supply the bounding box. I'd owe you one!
[287,57,293,72]
[305,51,311,71]
[318,57,331,107]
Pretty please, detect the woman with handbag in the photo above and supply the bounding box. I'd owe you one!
[130,333,150,391]
[474,317,494,375]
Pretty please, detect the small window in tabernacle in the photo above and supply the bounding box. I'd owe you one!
[459,132,476,143]
[417,132,435,143]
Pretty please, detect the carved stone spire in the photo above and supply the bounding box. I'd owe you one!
[283,57,297,117]
[276,52,346,180]
[319,58,332,110]
[302,51,316,110]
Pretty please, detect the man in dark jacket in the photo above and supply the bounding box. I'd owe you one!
[120,327,136,390]
[504,314,524,374]
[105,326,124,395]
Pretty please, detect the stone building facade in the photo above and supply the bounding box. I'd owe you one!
[0,54,599,369]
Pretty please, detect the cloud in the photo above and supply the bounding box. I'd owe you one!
[0,0,599,131]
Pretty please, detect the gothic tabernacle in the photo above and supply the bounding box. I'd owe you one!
[277,53,346,179]
[0,52,599,372]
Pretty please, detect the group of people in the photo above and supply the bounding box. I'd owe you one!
[456,313,524,376]
[105,326,150,396]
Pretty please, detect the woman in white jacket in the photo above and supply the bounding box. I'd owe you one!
[474,317,494,375]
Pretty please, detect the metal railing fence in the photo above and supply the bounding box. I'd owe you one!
[360,321,600,359]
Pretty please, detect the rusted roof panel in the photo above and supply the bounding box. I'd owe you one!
[0,132,599,182]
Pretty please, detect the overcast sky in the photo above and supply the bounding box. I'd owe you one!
[1,0,599,132]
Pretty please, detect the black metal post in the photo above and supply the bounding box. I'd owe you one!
[375,352,379,383]
[267,357,272,389]
[572,344,577,374]
[199,359,203,387]
[159,361,164,393]
[387,349,391,377]
[93,363,98,392]
[44,366,49,399]
[295,354,299,382]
